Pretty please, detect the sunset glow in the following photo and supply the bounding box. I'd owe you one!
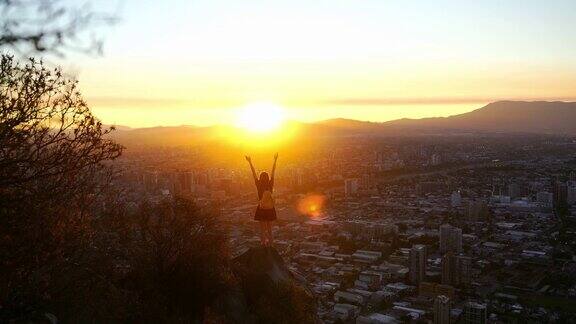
[70,0,576,128]
[235,102,285,133]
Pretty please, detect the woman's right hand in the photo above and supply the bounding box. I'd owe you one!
[245,155,251,162]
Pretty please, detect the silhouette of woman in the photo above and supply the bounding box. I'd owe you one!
[245,153,278,246]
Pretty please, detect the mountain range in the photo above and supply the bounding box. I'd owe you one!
[109,101,576,147]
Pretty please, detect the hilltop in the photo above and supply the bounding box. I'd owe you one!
[383,101,576,134]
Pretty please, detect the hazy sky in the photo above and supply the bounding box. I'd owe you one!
[68,0,576,127]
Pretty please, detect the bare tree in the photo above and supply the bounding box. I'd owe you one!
[0,0,119,56]
[0,54,122,205]
[0,53,122,318]
[130,196,233,321]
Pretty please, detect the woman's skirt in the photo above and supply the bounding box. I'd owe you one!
[254,206,277,221]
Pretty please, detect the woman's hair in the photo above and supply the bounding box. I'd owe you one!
[258,171,271,188]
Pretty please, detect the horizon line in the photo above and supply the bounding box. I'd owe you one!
[104,99,576,130]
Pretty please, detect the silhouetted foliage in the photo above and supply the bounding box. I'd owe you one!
[125,197,235,322]
[0,53,122,322]
[1,191,238,322]
[0,0,118,56]
[0,54,122,205]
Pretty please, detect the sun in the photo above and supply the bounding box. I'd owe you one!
[235,102,285,133]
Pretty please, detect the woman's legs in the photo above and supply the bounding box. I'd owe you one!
[266,221,273,246]
[259,221,267,246]
[258,221,274,247]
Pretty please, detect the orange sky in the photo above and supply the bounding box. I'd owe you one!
[64,0,576,127]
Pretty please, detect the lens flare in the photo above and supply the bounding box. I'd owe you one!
[296,194,326,218]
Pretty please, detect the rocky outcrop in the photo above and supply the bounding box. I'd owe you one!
[214,246,317,324]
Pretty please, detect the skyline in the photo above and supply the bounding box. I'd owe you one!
[61,0,576,127]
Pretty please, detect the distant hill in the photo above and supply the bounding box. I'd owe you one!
[110,125,221,147]
[108,101,576,147]
[318,118,380,130]
[383,101,576,134]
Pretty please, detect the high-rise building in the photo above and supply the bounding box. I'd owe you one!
[467,200,488,222]
[434,295,451,324]
[567,185,576,205]
[536,191,554,207]
[553,181,568,208]
[177,171,195,193]
[464,302,487,324]
[450,191,462,207]
[344,221,397,241]
[440,224,462,254]
[457,256,473,287]
[344,178,359,197]
[360,173,375,190]
[409,244,427,284]
[508,182,523,200]
[442,253,472,287]
[431,153,442,166]
[143,171,159,192]
[441,252,454,286]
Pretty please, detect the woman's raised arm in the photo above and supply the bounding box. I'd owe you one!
[271,153,278,182]
[245,155,258,183]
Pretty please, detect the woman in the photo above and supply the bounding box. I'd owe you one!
[245,153,278,246]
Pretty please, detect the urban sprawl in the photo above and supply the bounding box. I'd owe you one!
[113,135,576,323]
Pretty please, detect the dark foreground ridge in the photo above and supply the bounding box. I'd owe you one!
[214,246,317,324]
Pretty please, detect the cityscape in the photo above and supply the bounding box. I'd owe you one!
[1,0,576,323]
[112,133,576,323]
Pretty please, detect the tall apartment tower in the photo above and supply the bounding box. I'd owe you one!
[409,244,427,284]
[553,181,568,208]
[467,200,488,222]
[434,295,451,324]
[441,252,454,285]
[344,178,359,197]
[450,191,462,207]
[464,302,487,324]
[442,253,472,287]
[568,185,576,205]
[440,224,462,254]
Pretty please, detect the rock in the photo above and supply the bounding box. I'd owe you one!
[234,246,293,284]
[228,246,318,324]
